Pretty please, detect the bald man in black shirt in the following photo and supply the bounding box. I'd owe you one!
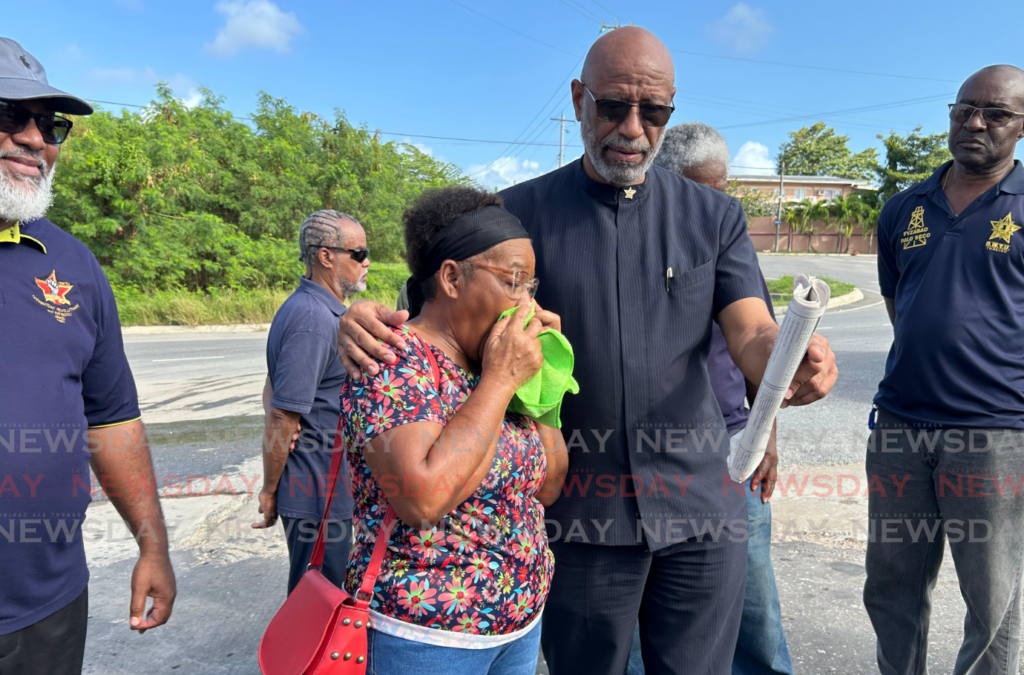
[338,27,837,675]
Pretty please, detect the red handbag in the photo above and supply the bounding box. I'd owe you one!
[258,344,441,674]
[258,420,397,674]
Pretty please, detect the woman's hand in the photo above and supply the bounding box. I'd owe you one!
[481,302,544,394]
[532,300,562,333]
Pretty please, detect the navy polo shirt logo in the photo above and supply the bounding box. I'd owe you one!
[32,270,80,323]
[986,213,1021,254]
[901,206,931,250]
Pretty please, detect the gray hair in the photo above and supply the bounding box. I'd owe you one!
[654,122,730,175]
[298,209,360,267]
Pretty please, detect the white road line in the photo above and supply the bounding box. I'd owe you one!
[151,356,226,363]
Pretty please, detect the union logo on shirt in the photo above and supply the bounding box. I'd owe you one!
[32,270,79,323]
[986,213,1020,254]
[900,206,930,250]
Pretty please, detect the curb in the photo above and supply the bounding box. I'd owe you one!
[123,323,271,335]
[775,287,863,316]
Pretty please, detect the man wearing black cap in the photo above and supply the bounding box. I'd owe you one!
[0,38,175,674]
[335,27,837,675]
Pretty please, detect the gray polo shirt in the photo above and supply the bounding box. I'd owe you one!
[500,160,765,549]
[266,276,353,521]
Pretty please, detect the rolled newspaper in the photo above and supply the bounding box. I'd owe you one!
[727,274,831,483]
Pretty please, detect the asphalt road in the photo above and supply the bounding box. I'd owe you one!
[124,253,893,478]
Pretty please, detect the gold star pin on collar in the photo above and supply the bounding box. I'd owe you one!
[989,212,1021,244]
[623,186,637,199]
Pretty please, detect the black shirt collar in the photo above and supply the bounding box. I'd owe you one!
[572,157,652,205]
[916,159,1024,196]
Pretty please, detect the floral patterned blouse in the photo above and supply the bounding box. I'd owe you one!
[339,326,553,645]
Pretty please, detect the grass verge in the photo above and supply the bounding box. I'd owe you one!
[768,275,855,307]
[115,262,410,326]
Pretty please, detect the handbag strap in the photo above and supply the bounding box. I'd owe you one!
[313,336,445,608]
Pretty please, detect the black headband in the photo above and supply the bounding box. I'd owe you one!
[420,205,530,279]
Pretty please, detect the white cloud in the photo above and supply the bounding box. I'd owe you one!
[204,0,303,58]
[731,141,775,175]
[707,3,774,54]
[86,66,200,107]
[401,138,434,156]
[468,157,545,191]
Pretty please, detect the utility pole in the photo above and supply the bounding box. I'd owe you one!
[550,113,575,168]
[775,160,785,252]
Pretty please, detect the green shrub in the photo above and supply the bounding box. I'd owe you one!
[114,261,410,326]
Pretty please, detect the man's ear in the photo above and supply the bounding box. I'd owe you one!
[571,80,585,122]
[437,260,461,300]
[316,247,334,270]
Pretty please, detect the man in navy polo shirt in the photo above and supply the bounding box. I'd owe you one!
[0,39,175,674]
[253,209,368,593]
[866,64,1024,675]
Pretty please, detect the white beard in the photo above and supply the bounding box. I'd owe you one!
[341,278,367,300]
[0,153,54,223]
[580,104,664,186]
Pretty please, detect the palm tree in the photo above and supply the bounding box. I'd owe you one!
[828,196,859,253]
[783,202,808,252]
[805,199,831,253]
[861,206,880,253]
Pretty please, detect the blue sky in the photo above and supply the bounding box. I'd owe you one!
[9,1,1024,189]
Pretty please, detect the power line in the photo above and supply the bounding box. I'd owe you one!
[587,0,620,23]
[563,0,605,24]
[717,93,953,130]
[557,0,603,24]
[447,0,579,58]
[379,131,580,147]
[670,49,961,84]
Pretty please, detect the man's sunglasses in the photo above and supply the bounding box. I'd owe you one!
[582,84,675,128]
[0,100,74,145]
[948,103,1024,127]
[320,246,370,263]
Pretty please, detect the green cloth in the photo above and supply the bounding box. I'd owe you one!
[497,304,580,428]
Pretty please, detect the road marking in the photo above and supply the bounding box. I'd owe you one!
[151,356,226,363]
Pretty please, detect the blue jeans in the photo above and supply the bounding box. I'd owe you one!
[366,618,542,675]
[627,490,792,675]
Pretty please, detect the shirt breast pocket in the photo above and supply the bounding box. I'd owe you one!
[663,259,715,351]
[671,259,714,290]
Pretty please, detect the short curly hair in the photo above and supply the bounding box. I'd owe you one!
[404,186,504,301]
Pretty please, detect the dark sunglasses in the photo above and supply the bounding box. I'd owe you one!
[320,246,369,263]
[582,84,675,128]
[948,102,1024,127]
[0,100,74,145]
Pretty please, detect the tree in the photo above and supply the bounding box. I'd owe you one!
[848,191,881,251]
[726,180,777,217]
[50,85,467,293]
[784,199,818,252]
[804,199,833,253]
[777,122,879,181]
[875,126,951,201]
[827,195,858,253]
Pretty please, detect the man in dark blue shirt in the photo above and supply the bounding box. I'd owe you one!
[0,39,174,675]
[253,210,367,593]
[337,28,836,675]
[867,65,1024,675]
